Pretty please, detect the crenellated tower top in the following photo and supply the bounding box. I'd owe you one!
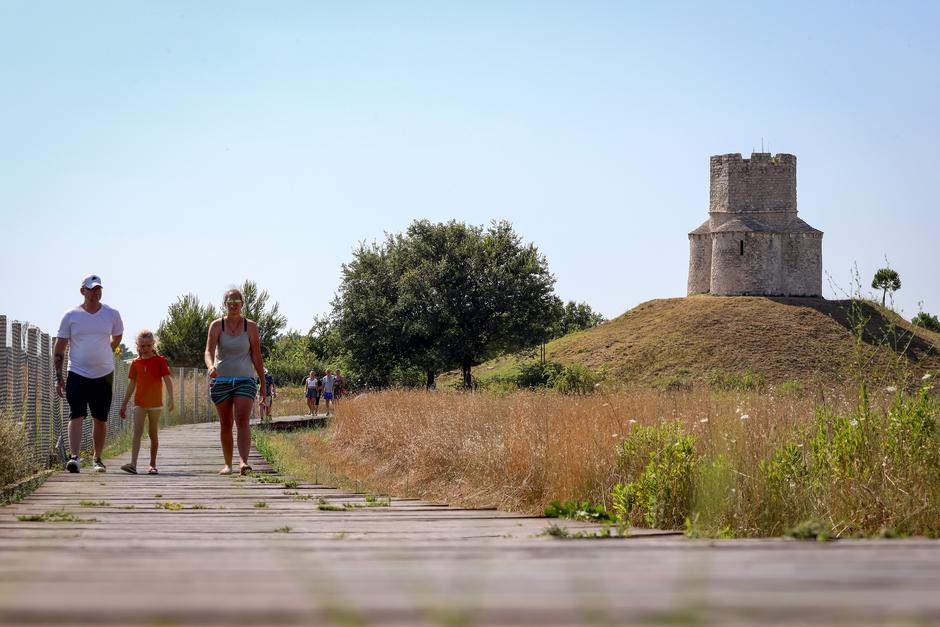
[709,152,796,214]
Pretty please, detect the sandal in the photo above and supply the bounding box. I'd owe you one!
[239,465,252,475]
[148,467,158,475]
[121,463,137,475]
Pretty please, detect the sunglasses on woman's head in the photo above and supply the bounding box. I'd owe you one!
[225,299,243,305]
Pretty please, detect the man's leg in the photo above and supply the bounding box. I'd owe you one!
[68,417,84,458]
[92,417,107,459]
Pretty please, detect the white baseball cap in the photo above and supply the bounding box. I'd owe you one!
[82,274,103,289]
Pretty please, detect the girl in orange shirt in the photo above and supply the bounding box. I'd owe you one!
[119,330,174,474]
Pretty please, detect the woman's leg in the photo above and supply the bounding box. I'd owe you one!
[216,398,235,473]
[147,409,161,469]
[233,396,254,471]
[130,406,146,467]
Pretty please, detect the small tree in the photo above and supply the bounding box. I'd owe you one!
[871,267,901,307]
[239,280,287,359]
[156,294,218,367]
[912,311,940,333]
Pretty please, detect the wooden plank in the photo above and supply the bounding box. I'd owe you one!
[1,421,939,626]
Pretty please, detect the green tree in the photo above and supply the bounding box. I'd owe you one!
[156,294,218,367]
[553,300,607,338]
[116,343,136,361]
[912,311,940,333]
[871,267,901,307]
[335,220,559,388]
[265,331,325,386]
[238,280,287,359]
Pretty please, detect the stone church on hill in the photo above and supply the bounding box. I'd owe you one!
[688,152,823,297]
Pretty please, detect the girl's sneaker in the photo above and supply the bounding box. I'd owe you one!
[66,457,80,473]
[93,458,106,473]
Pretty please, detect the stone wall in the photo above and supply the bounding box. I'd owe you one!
[709,153,796,214]
[687,235,712,294]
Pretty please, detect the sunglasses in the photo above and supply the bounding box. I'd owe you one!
[224,299,243,305]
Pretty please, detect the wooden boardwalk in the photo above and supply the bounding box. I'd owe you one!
[2,422,940,626]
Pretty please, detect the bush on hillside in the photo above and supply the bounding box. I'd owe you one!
[0,416,38,487]
[552,364,600,395]
[515,361,563,388]
[912,311,940,333]
[708,368,766,392]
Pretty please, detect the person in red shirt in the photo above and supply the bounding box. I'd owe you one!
[119,330,174,474]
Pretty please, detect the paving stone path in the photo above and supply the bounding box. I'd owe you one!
[2,421,940,626]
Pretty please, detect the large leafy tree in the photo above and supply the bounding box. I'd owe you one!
[335,220,558,388]
[238,280,287,358]
[871,268,901,307]
[156,294,218,367]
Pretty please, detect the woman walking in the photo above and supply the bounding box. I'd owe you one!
[204,288,266,475]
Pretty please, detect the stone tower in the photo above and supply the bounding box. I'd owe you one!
[688,152,823,297]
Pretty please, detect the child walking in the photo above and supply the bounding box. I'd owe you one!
[119,330,174,475]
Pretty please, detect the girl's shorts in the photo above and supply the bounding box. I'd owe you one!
[305,388,317,399]
[211,377,258,405]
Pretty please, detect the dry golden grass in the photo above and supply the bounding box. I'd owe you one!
[274,387,863,514]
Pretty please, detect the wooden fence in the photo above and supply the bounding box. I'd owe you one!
[0,314,215,466]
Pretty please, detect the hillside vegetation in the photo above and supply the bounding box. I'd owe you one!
[463,296,940,389]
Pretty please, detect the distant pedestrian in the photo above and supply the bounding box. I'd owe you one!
[54,274,124,473]
[204,288,266,475]
[334,369,345,402]
[118,330,174,475]
[303,370,320,416]
[259,367,275,421]
[322,369,336,417]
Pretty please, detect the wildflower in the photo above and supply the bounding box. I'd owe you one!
[886,386,898,393]
[611,433,618,438]
[923,373,933,381]
[699,418,709,423]
[849,419,858,427]
[628,419,637,424]
[740,414,750,421]
[602,403,610,407]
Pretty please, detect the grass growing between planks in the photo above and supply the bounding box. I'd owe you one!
[255,378,940,538]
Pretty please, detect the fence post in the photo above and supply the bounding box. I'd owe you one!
[11,322,25,422]
[178,367,185,422]
[0,315,7,416]
[26,327,40,462]
[40,333,53,463]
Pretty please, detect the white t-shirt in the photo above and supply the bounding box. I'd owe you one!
[57,304,124,378]
[322,375,335,393]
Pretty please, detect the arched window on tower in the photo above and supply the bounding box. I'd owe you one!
[740,240,744,255]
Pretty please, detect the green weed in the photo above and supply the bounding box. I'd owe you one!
[17,510,94,523]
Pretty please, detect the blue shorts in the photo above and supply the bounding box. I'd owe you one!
[210,377,257,405]
[324,391,333,400]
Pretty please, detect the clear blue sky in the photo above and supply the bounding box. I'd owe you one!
[2,1,938,340]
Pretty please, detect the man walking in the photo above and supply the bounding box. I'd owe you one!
[54,274,123,473]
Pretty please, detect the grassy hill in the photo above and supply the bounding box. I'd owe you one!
[464,295,940,389]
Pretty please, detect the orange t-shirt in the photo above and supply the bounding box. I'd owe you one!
[128,355,171,408]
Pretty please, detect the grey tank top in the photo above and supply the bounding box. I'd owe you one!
[215,318,255,378]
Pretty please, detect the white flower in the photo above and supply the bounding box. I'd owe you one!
[849,419,858,427]
[740,414,750,421]
[602,403,610,407]
[886,386,898,393]
[699,418,709,423]
[611,433,618,438]
[923,373,933,381]
[629,419,637,424]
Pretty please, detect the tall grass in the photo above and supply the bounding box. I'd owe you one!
[276,379,939,537]
[0,414,39,487]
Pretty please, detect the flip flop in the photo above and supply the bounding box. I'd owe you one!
[148,467,158,475]
[240,465,252,475]
[121,463,137,475]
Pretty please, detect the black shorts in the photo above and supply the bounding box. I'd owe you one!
[66,372,114,422]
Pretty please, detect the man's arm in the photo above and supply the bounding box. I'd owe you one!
[54,337,69,398]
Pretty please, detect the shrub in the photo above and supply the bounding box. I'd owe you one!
[553,364,599,395]
[708,368,766,392]
[912,311,940,333]
[777,379,805,397]
[614,422,697,529]
[0,416,37,487]
[515,361,562,389]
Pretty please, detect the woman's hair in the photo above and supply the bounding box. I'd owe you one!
[136,329,157,351]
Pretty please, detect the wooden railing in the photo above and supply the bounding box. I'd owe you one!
[0,314,215,466]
